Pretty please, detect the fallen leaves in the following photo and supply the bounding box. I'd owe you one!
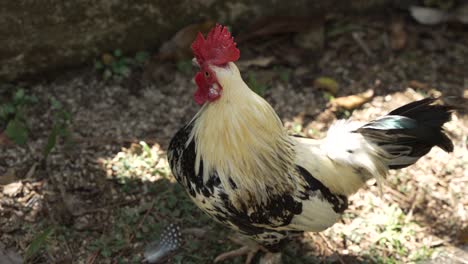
[2,182,23,197]
[329,89,374,110]
[408,80,430,90]
[390,17,407,51]
[314,77,339,95]
[458,226,468,243]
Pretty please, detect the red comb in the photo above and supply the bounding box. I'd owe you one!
[191,24,240,66]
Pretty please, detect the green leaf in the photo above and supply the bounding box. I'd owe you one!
[114,49,122,57]
[135,51,150,63]
[140,141,151,157]
[43,125,59,158]
[95,60,104,70]
[279,69,291,82]
[25,227,54,260]
[26,95,38,104]
[13,88,25,102]
[119,65,132,77]
[0,103,15,120]
[5,118,28,145]
[50,97,62,109]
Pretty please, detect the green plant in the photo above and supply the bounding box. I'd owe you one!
[247,73,269,97]
[43,97,72,158]
[322,91,335,102]
[25,226,54,262]
[0,88,37,145]
[274,67,292,82]
[95,50,150,80]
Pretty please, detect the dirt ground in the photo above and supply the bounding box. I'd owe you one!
[1,15,467,263]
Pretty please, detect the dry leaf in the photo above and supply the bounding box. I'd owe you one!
[390,17,407,51]
[408,80,429,90]
[330,89,374,110]
[2,182,23,197]
[157,20,215,61]
[314,77,339,95]
[458,226,468,243]
[101,53,115,65]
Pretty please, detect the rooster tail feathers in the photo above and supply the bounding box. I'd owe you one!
[356,98,454,169]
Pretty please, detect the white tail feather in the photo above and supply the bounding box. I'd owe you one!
[321,120,391,192]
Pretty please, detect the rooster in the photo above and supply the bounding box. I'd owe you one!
[167,24,453,263]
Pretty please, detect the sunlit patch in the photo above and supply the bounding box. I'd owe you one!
[99,141,172,183]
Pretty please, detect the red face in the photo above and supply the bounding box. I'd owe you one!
[190,24,240,105]
[194,66,222,105]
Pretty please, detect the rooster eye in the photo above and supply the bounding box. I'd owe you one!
[204,71,210,78]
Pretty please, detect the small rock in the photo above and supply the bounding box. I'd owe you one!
[2,182,23,197]
[409,6,449,25]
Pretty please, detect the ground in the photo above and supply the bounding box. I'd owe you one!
[0,15,467,264]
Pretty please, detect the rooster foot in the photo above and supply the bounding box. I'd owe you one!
[213,244,260,264]
[213,236,263,264]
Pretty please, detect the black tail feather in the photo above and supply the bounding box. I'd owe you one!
[357,98,454,169]
[389,97,454,129]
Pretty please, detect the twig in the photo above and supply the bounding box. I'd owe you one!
[352,32,374,57]
[383,185,410,205]
[134,200,156,234]
[86,250,100,264]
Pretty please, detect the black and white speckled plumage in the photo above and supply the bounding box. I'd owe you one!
[168,121,348,251]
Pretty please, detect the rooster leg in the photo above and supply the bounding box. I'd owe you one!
[214,236,264,264]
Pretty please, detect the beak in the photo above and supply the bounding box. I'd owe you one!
[192,58,199,68]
